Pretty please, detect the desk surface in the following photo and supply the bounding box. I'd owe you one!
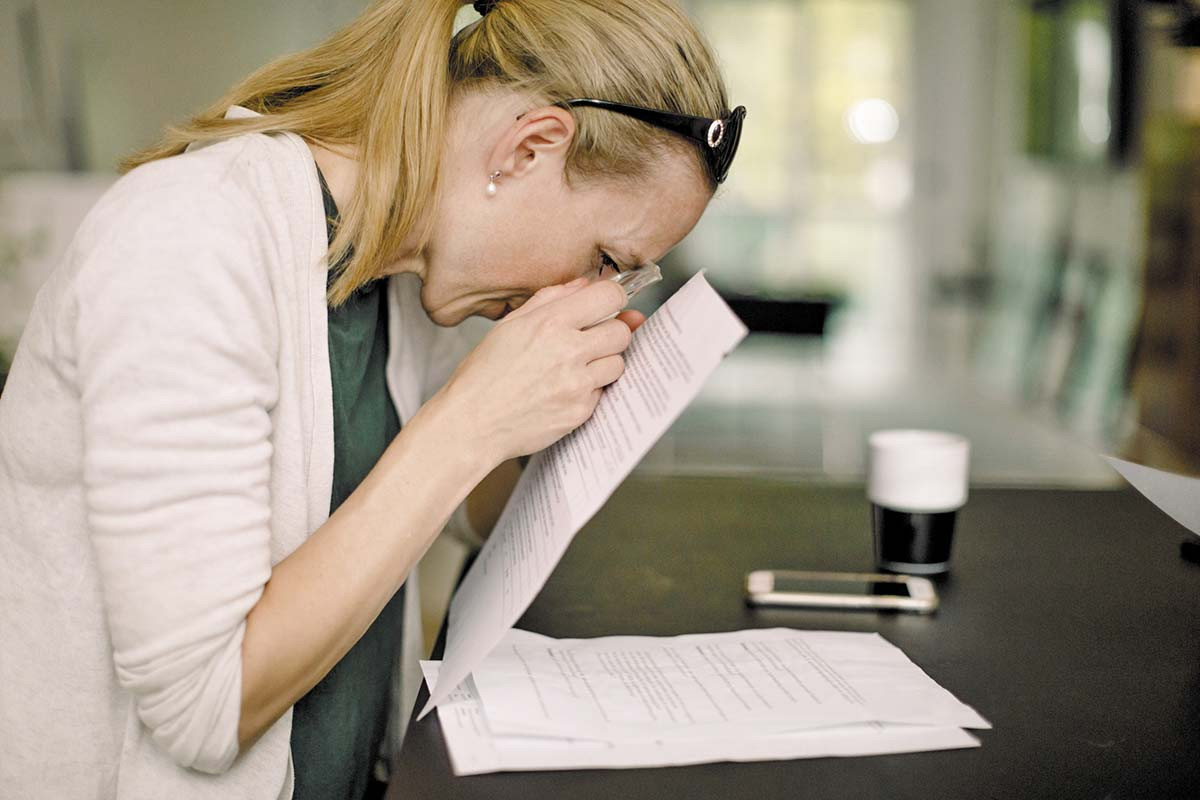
[391,478,1200,800]
[637,336,1119,488]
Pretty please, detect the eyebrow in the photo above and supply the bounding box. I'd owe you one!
[615,247,645,270]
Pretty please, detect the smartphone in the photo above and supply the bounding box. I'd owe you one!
[744,570,938,614]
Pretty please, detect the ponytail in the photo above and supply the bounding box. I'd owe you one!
[335,0,462,305]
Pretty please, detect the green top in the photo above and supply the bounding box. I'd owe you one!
[289,167,404,800]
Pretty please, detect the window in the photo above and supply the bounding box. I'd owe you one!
[678,0,913,305]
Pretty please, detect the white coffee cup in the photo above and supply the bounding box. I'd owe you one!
[867,430,970,574]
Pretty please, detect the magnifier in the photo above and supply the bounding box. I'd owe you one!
[593,262,662,325]
[611,262,662,300]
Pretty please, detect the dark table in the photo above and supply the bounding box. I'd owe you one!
[390,476,1200,800]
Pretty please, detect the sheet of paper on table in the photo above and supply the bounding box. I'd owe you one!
[421,273,749,717]
[419,628,986,776]
[1105,456,1200,536]
[472,628,990,741]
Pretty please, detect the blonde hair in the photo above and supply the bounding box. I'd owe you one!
[121,0,729,305]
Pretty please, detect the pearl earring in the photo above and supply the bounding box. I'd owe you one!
[486,170,502,196]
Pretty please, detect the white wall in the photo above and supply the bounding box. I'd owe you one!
[909,0,1002,367]
[24,0,368,171]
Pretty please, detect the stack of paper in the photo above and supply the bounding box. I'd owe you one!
[421,628,990,775]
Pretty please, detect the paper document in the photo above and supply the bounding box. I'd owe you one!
[419,635,983,776]
[1105,456,1200,536]
[421,273,748,716]
[472,628,990,741]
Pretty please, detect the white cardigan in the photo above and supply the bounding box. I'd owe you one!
[0,108,480,798]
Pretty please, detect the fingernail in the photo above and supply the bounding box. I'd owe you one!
[566,277,589,287]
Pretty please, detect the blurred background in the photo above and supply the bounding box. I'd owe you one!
[4,0,1200,632]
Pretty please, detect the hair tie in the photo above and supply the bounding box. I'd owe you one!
[473,0,500,15]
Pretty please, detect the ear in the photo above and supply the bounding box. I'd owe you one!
[490,105,576,180]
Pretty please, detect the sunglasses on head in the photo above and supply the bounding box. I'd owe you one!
[557,98,747,185]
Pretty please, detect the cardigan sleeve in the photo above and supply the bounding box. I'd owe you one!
[71,181,280,774]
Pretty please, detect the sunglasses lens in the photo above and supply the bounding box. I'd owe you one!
[564,97,746,185]
[710,106,746,184]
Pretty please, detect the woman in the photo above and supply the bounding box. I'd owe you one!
[0,0,742,797]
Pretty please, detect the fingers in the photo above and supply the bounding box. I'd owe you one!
[534,280,627,330]
[577,318,632,361]
[615,309,646,332]
[587,354,625,388]
[582,387,603,421]
[505,277,589,320]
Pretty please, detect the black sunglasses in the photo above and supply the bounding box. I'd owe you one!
[558,99,747,185]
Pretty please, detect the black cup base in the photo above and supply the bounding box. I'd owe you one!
[872,504,957,574]
[877,558,950,575]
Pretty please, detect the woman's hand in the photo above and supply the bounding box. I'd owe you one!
[428,277,637,467]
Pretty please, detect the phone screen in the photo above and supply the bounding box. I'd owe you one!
[771,577,913,597]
